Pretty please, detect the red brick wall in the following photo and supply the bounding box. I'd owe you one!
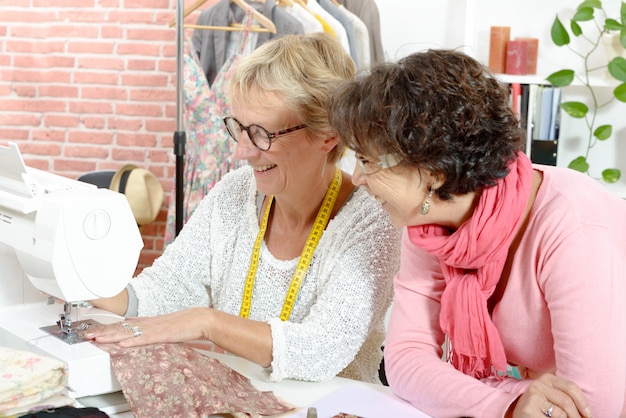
[0,0,217,274]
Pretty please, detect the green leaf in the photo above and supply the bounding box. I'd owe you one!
[546,69,575,86]
[578,0,601,10]
[573,7,594,21]
[560,101,588,118]
[614,82,626,102]
[594,124,612,140]
[621,30,626,49]
[602,168,621,183]
[605,18,624,31]
[622,1,626,24]
[551,16,570,46]
[568,156,589,173]
[608,56,626,82]
[571,20,583,36]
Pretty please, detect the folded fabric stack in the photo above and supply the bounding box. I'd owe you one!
[0,347,74,418]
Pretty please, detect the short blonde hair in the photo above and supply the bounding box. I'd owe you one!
[228,32,356,163]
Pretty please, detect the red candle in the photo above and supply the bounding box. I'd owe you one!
[488,26,511,73]
[505,38,539,75]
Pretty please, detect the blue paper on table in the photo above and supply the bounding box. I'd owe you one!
[290,385,432,418]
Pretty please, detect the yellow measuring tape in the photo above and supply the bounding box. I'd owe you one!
[239,166,342,321]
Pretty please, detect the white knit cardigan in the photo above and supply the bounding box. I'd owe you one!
[129,165,401,383]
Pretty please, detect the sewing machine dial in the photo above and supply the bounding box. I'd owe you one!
[83,209,111,240]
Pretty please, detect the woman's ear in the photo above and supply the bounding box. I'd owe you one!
[321,132,340,153]
[423,170,444,191]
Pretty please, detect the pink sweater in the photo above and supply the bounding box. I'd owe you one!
[385,165,626,418]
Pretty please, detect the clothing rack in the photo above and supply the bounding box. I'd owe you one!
[174,0,185,236]
[171,0,276,237]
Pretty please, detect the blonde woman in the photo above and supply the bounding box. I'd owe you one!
[86,33,401,384]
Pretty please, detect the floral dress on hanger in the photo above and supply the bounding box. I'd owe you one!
[164,9,256,245]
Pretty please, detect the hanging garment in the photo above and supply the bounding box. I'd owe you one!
[337,5,370,70]
[281,2,323,34]
[96,342,294,418]
[307,0,350,56]
[336,0,384,65]
[164,10,256,246]
[192,0,303,86]
[317,0,359,67]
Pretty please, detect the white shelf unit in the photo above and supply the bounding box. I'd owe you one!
[375,0,626,198]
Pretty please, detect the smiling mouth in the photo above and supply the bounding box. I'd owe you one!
[252,164,276,172]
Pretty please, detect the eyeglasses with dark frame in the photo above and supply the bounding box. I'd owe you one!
[223,116,308,151]
[355,153,402,175]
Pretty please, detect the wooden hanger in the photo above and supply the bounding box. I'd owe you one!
[230,0,276,33]
[182,23,273,32]
[169,0,208,27]
[276,0,294,7]
[169,0,277,34]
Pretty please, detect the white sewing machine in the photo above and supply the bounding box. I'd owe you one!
[0,142,143,407]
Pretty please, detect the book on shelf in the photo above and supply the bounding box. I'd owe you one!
[548,88,562,141]
[519,83,530,131]
[506,82,561,166]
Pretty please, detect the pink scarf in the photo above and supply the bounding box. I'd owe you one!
[407,152,533,378]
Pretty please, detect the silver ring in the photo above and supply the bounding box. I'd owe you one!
[543,404,554,417]
[131,326,142,337]
[121,322,131,331]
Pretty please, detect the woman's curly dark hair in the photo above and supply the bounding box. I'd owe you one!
[328,48,525,200]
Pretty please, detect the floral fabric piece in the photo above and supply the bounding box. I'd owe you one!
[96,343,294,418]
[0,347,74,418]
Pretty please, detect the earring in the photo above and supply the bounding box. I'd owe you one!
[321,155,328,178]
[419,188,435,215]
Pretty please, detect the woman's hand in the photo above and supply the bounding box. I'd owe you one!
[510,373,592,418]
[84,308,273,368]
[83,307,212,348]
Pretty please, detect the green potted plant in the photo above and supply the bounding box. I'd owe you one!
[547,0,626,183]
